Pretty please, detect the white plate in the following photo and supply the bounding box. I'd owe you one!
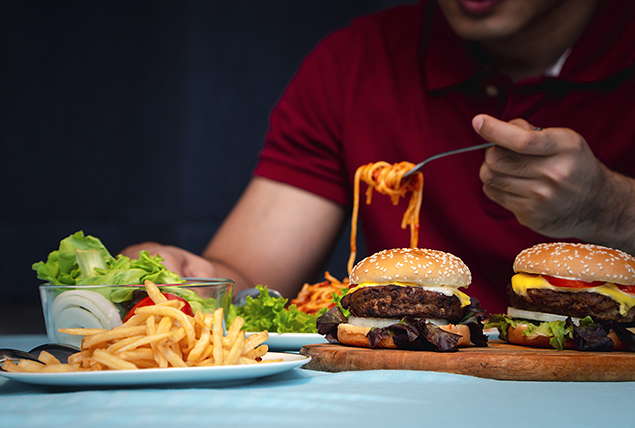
[0,353,310,388]
[248,333,327,351]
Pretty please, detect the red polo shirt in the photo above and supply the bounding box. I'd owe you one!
[254,0,635,314]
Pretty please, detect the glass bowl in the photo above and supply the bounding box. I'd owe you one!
[39,278,233,347]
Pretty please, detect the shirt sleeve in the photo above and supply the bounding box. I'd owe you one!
[254,28,353,207]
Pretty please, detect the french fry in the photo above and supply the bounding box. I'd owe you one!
[82,325,147,350]
[157,343,187,368]
[17,359,46,372]
[91,349,138,370]
[67,350,91,365]
[116,348,155,362]
[145,279,167,304]
[187,312,213,362]
[145,315,168,368]
[37,350,61,365]
[197,344,214,363]
[196,357,216,366]
[106,335,146,353]
[242,344,268,360]
[224,330,246,365]
[259,358,284,364]
[223,316,244,348]
[212,308,224,366]
[134,306,196,350]
[114,332,172,353]
[243,331,269,353]
[156,313,173,333]
[58,328,107,336]
[238,356,259,365]
[1,361,22,372]
[41,363,80,373]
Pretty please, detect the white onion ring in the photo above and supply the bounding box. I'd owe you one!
[507,307,581,324]
[50,290,122,346]
[348,315,449,328]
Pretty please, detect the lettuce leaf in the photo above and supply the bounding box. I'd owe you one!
[485,314,575,350]
[228,284,319,333]
[33,231,183,286]
[369,317,463,352]
[486,314,635,351]
[316,306,348,343]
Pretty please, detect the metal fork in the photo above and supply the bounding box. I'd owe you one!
[402,142,494,180]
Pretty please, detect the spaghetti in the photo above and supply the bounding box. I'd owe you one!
[347,161,424,274]
[290,272,349,315]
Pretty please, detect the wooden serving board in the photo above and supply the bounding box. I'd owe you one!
[299,339,635,382]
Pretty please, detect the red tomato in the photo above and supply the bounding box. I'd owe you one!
[617,285,635,295]
[544,275,605,289]
[123,293,194,322]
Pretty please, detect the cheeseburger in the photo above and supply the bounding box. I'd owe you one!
[489,242,635,351]
[316,247,488,351]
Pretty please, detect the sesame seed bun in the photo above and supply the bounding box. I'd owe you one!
[349,247,472,289]
[513,242,635,286]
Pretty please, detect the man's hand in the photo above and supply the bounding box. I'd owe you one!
[472,114,635,251]
[119,242,217,278]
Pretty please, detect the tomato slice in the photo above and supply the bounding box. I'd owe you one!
[617,285,635,295]
[123,292,194,322]
[544,275,606,289]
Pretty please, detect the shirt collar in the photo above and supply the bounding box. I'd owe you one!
[544,49,571,78]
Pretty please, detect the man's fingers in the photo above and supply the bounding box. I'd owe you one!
[473,114,551,155]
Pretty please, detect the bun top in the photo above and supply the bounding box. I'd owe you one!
[349,247,471,288]
[513,242,635,286]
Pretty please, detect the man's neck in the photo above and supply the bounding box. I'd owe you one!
[481,0,598,82]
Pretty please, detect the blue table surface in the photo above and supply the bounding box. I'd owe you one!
[1,334,633,428]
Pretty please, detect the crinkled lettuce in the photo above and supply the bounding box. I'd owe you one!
[486,314,577,350]
[33,231,183,286]
[227,285,319,333]
[485,314,635,351]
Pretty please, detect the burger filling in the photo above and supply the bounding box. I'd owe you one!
[509,273,635,323]
[341,284,469,323]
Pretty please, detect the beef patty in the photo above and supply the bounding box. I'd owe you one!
[507,283,635,323]
[341,284,468,322]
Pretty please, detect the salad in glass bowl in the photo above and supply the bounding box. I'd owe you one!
[33,231,233,347]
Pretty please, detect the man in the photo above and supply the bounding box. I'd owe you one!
[122,0,635,314]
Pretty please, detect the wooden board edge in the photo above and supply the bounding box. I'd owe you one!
[299,343,635,382]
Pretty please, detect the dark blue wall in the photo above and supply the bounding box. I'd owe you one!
[1,1,413,331]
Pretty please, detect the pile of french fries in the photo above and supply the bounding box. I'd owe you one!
[2,281,277,373]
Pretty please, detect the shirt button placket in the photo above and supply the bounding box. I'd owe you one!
[485,84,499,98]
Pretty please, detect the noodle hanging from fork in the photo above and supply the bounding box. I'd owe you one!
[347,161,424,274]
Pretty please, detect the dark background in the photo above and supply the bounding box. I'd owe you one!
[1,1,414,334]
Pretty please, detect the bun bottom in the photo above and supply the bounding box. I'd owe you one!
[337,322,472,349]
[506,323,626,350]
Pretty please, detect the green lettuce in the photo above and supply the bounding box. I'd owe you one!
[227,285,319,333]
[485,314,596,351]
[33,231,183,286]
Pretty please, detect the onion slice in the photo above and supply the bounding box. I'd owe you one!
[348,315,449,328]
[50,290,123,346]
[506,307,581,324]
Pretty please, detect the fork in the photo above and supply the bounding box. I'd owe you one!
[402,142,494,180]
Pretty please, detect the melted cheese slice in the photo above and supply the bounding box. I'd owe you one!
[511,272,635,316]
[349,281,471,308]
